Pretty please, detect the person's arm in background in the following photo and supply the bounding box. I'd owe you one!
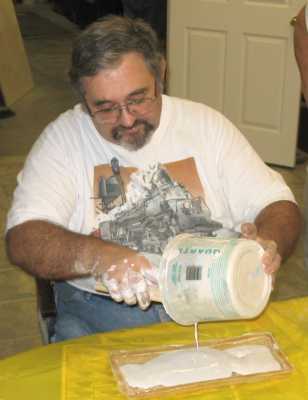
[294,4,308,103]
[293,3,308,272]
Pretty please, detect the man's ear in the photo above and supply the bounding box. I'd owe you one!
[160,58,167,83]
[158,58,167,93]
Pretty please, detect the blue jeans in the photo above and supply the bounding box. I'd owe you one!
[52,282,171,342]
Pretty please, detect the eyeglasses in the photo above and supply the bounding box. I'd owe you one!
[87,95,157,124]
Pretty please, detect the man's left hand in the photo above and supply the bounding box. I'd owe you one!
[240,222,282,286]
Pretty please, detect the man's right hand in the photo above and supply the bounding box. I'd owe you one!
[94,252,159,310]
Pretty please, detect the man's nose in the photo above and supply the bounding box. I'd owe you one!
[118,107,137,127]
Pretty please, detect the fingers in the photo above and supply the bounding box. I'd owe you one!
[142,265,159,285]
[240,223,282,282]
[261,240,281,275]
[271,272,277,290]
[120,269,137,306]
[255,238,281,287]
[126,268,151,310]
[101,257,155,309]
[132,276,151,310]
[240,223,257,239]
[102,265,124,303]
[148,286,162,302]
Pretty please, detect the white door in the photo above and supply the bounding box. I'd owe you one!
[167,0,303,167]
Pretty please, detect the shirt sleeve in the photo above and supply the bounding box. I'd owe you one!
[6,124,76,232]
[305,3,308,32]
[207,110,296,231]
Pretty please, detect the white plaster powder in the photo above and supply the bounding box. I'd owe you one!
[120,345,281,389]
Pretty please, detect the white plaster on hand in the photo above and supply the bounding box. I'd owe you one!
[101,256,156,309]
[129,269,150,310]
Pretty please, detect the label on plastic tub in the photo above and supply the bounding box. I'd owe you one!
[159,234,271,325]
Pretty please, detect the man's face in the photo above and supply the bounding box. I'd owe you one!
[82,52,162,151]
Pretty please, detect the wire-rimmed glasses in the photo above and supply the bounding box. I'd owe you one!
[86,95,158,125]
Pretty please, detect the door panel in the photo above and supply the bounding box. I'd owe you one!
[167,0,303,167]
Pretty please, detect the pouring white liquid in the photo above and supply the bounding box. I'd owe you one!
[194,322,199,351]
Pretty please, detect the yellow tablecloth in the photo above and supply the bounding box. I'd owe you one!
[2,297,308,399]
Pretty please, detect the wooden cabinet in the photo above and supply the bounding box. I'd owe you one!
[0,0,33,106]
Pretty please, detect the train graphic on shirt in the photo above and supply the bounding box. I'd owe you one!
[96,160,222,255]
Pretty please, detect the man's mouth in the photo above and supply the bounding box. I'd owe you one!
[120,128,140,139]
[113,120,144,138]
[112,119,155,150]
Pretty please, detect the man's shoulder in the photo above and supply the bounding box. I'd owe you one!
[33,104,92,155]
[50,103,85,130]
[42,104,91,144]
[164,95,225,129]
[164,95,222,116]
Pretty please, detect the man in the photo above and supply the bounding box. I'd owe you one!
[5,15,301,342]
[294,4,308,269]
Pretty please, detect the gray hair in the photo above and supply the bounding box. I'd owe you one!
[69,15,165,95]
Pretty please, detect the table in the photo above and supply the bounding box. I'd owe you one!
[2,297,308,399]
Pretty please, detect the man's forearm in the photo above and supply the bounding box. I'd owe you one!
[254,200,302,260]
[5,220,130,280]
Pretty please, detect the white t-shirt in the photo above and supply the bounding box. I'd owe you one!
[6,95,295,293]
